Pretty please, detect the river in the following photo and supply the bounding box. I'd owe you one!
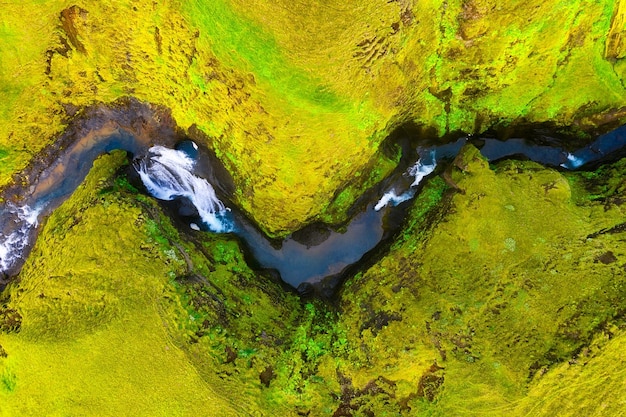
[1,102,625,292]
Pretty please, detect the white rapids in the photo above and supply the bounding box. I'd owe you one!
[0,203,45,275]
[1,125,625,283]
[560,153,585,169]
[375,150,437,211]
[134,146,233,233]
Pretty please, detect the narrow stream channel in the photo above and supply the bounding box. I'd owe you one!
[1,118,625,291]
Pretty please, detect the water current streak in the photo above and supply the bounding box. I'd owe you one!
[375,125,626,211]
[0,204,45,276]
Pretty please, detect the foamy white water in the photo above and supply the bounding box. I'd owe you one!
[0,204,45,274]
[375,150,437,211]
[560,153,585,169]
[374,189,415,211]
[135,146,233,233]
[408,151,437,186]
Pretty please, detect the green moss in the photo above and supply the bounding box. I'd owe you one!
[182,0,346,112]
[515,326,626,416]
[565,157,626,205]
[321,146,400,224]
[0,152,244,415]
[2,146,626,415]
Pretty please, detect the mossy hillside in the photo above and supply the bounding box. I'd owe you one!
[0,150,304,416]
[170,150,626,416]
[331,146,626,415]
[0,148,449,416]
[516,325,626,416]
[2,1,626,235]
[218,0,626,136]
[175,178,451,416]
[566,155,626,205]
[421,0,626,135]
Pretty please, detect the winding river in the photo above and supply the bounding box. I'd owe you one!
[1,101,626,292]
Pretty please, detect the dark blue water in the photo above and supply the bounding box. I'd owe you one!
[234,205,383,287]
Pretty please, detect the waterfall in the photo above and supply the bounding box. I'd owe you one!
[134,145,234,233]
[375,150,437,211]
[0,203,45,275]
[560,153,585,169]
[408,150,438,187]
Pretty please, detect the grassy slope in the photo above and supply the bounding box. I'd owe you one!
[425,0,626,134]
[1,150,626,415]
[1,1,626,414]
[1,0,625,234]
[0,0,394,235]
[516,326,626,416]
[0,152,237,415]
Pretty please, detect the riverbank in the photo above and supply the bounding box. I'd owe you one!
[4,99,624,294]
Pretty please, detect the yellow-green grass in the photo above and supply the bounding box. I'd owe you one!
[0,0,391,235]
[3,147,626,415]
[516,326,626,416]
